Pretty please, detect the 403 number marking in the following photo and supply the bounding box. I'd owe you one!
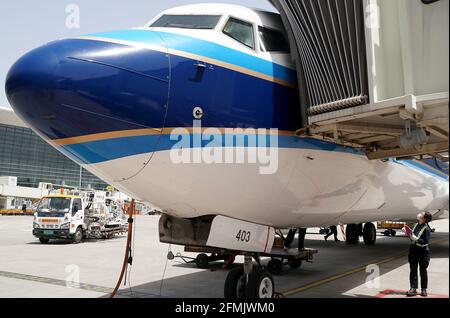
[236,230,251,242]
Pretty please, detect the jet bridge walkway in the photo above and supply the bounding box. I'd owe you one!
[270,0,449,164]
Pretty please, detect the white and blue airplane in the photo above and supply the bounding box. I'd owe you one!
[5,3,448,298]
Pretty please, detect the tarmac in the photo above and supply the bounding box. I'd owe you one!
[0,215,447,298]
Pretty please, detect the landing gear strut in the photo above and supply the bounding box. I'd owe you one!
[224,255,274,298]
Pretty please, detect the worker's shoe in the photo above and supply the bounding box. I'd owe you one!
[421,289,428,297]
[324,236,328,242]
[406,289,417,297]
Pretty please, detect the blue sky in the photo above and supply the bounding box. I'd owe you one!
[0,0,275,108]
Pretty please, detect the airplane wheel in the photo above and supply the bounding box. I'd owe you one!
[224,267,246,298]
[245,269,274,298]
[390,230,397,236]
[195,253,210,269]
[346,224,359,244]
[267,258,283,275]
[363,223,376,245]
[289,259,302,269]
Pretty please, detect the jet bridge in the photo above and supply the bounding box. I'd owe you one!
[270,0,449,163]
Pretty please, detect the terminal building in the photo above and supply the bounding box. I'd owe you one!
[0,107,108,190]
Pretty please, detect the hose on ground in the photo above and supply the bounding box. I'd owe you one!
[110,198,135,298]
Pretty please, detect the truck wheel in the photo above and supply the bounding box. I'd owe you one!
[39,238,50,244]
[390,230,397,236]
[245,269,274,298]
[224,267,246,298]
[72,227,83,244]
[363,223,376,245]
[195,254,210,269]
[267,258,283,275]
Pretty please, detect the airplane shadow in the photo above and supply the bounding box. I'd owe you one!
[107,232,449,298]
[26,235,127,245]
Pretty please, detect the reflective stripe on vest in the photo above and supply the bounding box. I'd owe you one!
[412,224,428,247]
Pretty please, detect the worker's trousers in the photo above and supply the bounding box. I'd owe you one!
[284,228,307,250]
[408,246,430,289]
[325,226,338,241]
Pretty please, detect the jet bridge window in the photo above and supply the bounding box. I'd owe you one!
[259,26,290,52]
[223,17,255,50]
[151,15,222,29]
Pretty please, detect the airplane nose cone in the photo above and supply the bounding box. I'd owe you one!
[6,41,63,136]
[6,37,170,142]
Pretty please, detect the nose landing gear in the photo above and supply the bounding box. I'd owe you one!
[224,255,274,298]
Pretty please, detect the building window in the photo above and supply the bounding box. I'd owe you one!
[0,123,108,189]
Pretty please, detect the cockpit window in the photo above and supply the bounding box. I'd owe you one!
[223,17,255,50]
[259,26,290,52]
[151,15,222,29]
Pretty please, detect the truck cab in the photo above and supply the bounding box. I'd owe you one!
[32,194,85,244]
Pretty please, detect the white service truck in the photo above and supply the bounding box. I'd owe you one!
[33,194,127,244]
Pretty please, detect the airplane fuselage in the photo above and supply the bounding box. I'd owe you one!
[6,4,448,229]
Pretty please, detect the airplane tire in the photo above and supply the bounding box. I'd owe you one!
[245,269,274,298]
[363,223,376,245]
[267,258,283,275]
[39,238,50,244]
[224,267,245,298]
[346,224,359,244]
[195,254,210,269]
[391,230,397,236]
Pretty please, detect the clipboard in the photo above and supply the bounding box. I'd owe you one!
[403,224,413,237]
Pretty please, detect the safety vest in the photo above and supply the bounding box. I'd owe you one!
[412,224,428,247]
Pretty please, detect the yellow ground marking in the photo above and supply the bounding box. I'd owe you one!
[281,238,448,297]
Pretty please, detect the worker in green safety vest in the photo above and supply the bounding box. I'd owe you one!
[406,211,432,297]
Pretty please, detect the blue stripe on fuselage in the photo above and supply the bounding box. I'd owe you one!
[86,29,297,85]
[62,134,362,165]
[9,37,299,141]
[396,159,449,181]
